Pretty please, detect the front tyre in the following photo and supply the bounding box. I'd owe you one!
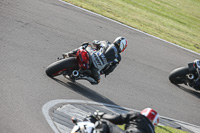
[46,57,77,77]
[169,67,189,84]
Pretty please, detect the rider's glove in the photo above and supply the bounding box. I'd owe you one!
[94,110,105,120]
[93,40,101,45]
[62,53,69,58]
[100,70,109,78]
[92,40,101,50]
[104,73,109,78]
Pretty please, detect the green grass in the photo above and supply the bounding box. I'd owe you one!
[118,124,189,133]
[155,125,189,133]
[64,0,200,53]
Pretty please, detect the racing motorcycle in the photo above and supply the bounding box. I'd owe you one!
[169,59,200,90]
[45,45,97,84]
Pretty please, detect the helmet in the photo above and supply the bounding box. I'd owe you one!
[140,108,159,126]
[113,37,127,53]
[193,59,200,69]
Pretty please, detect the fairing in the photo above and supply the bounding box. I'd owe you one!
[76,49,90,70]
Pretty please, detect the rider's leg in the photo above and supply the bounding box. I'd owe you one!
[79,65,100,85]
[90,66,100,84]
[63,44,94,58]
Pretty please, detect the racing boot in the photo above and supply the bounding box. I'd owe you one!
[79,75,99,85]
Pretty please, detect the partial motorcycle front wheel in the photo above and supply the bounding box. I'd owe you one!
[46,57,77,77]
[169,67,189,84]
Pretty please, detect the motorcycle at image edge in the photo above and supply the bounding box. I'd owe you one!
[70,115,96,133]
[45,47,97,84]
[169,59,200,91]
[70,112,111,133]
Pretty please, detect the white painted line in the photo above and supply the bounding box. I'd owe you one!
[42,100,61,133]
[59,0,200,56]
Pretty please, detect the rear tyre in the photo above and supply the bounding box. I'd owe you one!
[46,57,77,77]
[169,67,189,84]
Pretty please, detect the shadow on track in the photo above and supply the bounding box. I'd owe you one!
[174,84,200,99]
[52,77,127,110]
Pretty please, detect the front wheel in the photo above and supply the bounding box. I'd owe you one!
[169,67,189,84]
[46,57,78,77]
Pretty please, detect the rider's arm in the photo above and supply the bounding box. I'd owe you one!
[93,40,111,50]
[62,42,90,58]
[101,113,127,125]
[103,54,121,76]
[62,48,79,58]
[103,63,118,76]
[98,41,110,53]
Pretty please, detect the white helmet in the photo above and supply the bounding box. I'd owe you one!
[140,108,159,126]
[113,37,127,53]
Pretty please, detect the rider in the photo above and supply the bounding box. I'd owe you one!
[94,108,159,133]
[62,37,128,84]
[70,108,159,133]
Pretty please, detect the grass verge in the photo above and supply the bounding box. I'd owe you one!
[155,125,189,133]
[63,0,200,53]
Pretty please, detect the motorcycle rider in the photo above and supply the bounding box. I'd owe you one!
[62,37,128,84]
[71,108,159,133]
[94,108,159,133]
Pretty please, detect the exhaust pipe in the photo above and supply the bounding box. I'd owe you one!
[72,70,79,77]
[187,74,194,80]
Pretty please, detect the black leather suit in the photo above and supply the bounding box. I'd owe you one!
[95,112,155,133]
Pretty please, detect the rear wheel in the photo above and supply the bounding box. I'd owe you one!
[46,57,77,77]
[169,67,189,84]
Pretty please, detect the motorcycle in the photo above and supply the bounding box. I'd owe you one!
[70,112,113,133]
[169,59,200,90]
[45,45,97,84]
[70,115,96,133]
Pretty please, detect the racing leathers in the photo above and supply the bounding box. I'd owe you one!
[62,40,121,84]
[95,112,155,133]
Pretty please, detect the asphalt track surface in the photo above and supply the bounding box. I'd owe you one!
[0,0,200,133]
